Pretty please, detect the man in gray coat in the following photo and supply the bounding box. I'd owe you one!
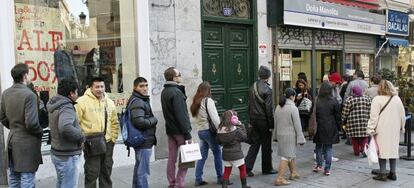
[48,78,85,188]
[0,63,43,187]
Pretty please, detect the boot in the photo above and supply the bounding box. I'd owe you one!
[241,178,251,188]
[387,172,397,181]
[221,180,229,188]
[373,173,387,181]
[288,159,300,180]
[274,160,291,186]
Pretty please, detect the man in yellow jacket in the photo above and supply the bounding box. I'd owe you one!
[75,77,119,188]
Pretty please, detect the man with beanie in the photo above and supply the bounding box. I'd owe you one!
[245,65,277,176]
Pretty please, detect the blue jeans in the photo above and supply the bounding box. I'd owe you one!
[315,144,333,170]
[133,148,152,188]
[51,154,81,188]
[195,130,223,183]
[9,160,36,188]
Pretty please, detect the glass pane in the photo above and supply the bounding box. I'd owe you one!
[202,0,251,19]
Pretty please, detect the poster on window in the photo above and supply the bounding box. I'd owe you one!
[360,54,370,81]
[14,3,65,94]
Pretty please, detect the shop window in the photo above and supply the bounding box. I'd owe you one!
[14,0,137,150]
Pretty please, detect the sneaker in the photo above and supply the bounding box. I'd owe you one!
[194,181,208,186]
[332,157,339,162]
[313,166,323,172]
[324,170,331,176]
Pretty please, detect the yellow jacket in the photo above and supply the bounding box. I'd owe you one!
[75,89,119,143]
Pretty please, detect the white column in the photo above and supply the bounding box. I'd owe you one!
[0,0,15,92]
[135,0,154,162]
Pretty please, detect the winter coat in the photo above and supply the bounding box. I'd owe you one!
[248,80,274,129]
[367,95,405,159]
[48,94,85,156]
[274,100,306,158]
[75,88,119,142]
[129,91,157,149]
[0,83,43,172]
[341,95,371,138]
[195,97,220,131]
[161,82,192,140]
[216,124,247,161]
[54,50,78,82]
[313,98,341,144]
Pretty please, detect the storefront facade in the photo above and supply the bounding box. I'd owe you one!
[270,0,385,95]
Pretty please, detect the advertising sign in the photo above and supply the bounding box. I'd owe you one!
[284,0,386,35]
[14,3,65,94]
[386,10,409,36]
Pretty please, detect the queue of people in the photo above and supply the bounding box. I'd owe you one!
[0,63,407,188]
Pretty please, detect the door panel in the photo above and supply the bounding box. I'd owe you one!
[203,22,253,123]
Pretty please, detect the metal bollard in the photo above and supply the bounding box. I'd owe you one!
[401,113,414,160]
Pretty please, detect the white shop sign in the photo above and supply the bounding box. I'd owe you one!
[284,0,386,35]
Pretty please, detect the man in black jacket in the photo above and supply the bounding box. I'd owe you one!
[161,67,192,188]
[245,65,277,176]
[129,77,157,187]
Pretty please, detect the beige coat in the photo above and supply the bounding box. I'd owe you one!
[367,95,405,159]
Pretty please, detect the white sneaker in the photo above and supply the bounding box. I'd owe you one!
[332,157,339,162]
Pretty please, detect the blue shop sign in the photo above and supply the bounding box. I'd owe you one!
[387,10,409,36]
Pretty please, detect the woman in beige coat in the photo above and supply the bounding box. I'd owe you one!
[367,80,405,181]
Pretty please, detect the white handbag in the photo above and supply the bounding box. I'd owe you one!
[179,143,202,163]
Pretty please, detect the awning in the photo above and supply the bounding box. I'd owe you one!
[387,37,409,47]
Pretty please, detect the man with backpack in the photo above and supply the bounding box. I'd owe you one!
[245,65,277,176]
[127,77,157,188]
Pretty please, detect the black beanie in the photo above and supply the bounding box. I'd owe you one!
[284,88,296,98]
[258,65,271,79]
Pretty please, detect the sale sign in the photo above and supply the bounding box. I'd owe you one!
[14,3,65,95]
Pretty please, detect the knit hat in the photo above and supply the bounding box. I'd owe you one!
[284,88,296,98]
[258,65,271,79]
[329,72,342,84]
[351,85,363,97]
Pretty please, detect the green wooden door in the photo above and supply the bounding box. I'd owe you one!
[202,22,253,123]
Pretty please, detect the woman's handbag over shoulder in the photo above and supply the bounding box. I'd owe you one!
[84,106,108,157]
[205,98,217,136]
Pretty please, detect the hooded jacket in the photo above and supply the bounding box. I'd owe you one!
[161,82,192,140]
[48,94,85,156]
[129,91,157,149]
[75,89,119,142]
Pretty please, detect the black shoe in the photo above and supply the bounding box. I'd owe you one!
[387,172,397,181]
[247,171,255,177]
[195,181,208,186]
[217,179,233,185]
[373,173,387,181]
[360,152,367,158]
[263,169,278,175]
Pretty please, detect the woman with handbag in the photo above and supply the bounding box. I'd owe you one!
[367,80,405,181]
[274,88,306,186]
[190,81,223,186]
[295,79,312,132]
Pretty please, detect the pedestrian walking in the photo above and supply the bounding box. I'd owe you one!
[0,63,43,188]
[274,88,306,186]
[366,75,380,99]
[161,67,192,188]
[329,72,343,104]
[245,65,276,176]
[216,110,251,188]
[75,77,120,188]
[128,77,157,188]
[48,79,85,188]
[344,70,369,100]
[313,82,341,176]
[190,81,223,186]
[341,85,371,157]
[367,80,405,181]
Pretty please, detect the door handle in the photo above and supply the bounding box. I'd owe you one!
[237,97,243,103]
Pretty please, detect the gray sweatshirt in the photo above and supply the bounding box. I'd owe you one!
[48,94,85,156]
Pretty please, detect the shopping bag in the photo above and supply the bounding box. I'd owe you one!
[178,154,195,168]
[365,136,379,166]
[179,143,202,163]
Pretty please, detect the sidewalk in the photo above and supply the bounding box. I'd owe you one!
[17,136,414,187]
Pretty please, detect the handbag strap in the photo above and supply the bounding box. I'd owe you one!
[104,103,108,135]
[379,96,394,116]
[253,81,265,104]
[204,98,213,125]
